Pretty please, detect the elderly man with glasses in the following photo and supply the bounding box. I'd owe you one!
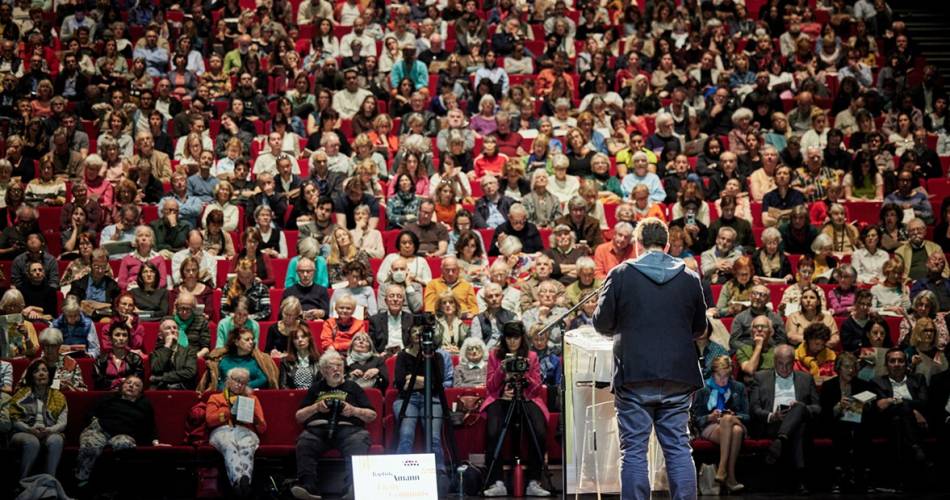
[730,285,787,350]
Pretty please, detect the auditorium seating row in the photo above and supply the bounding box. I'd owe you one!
[52,387,562,466]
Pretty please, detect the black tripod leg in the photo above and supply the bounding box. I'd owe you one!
[481,400,519,492]
[515,399,557,492]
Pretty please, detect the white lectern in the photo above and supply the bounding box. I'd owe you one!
[564,327,668,496]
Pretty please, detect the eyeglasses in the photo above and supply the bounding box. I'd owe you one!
[752,324,770,330]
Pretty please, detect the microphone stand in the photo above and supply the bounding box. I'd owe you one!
[533,279,609,496]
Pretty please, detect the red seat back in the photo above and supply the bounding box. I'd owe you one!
[145,391,200,445]
[256,389,307,446]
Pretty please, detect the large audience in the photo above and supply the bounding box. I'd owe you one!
[1,0,950,497]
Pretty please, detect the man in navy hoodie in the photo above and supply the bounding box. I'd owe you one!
[593,217,708,500]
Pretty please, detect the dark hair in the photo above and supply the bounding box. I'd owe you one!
[797,255,816,272]
[495,321,529,359]
[23,359,50,390]
[862,316,893,347]
[885,346,906,361]
[135,261,161,290]
[397,229,420,254]
[226,327,255,356]
[637,219,668,249]
[393,173,414,193]
[858,224,879,245]
[803,322,831,342]
[879,203,903,228]
[284,323,318,362]
[456,230,484,259]
[342,259,367,279]
[317,195,333,209]
[453,209,474,230]
[108,320,131,339]
[799,286,823,315]
[855,288,873,303]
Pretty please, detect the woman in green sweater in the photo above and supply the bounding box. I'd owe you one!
[199,327,278,393]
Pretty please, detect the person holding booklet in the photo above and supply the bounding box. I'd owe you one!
[206,367,267,498]
[819,352,875,493]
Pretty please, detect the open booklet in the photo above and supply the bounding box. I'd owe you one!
[841,391,877,424]
[235,396,256,424]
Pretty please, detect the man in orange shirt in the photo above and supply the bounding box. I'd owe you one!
[593,221,635,278]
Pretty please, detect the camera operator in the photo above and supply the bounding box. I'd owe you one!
[393,319,451,474]
[292,349,377,500]
[482,322,551,497]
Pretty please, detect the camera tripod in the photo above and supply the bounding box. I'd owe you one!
[481,376,554,494]
[395,326,460,470]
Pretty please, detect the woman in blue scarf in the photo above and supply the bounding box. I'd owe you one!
[692,355,750,493]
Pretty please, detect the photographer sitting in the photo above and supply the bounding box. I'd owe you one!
[292,349,377,500]
[482,322,551,497]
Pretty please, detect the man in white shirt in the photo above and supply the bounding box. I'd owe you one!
[297,0,333,26]
[331,67,372,119]
[339,17,377,57]
[749,344,820,491]
[871,348,931,465]
[173,115,213,160]
[171,230,217,285]
[254,132,301,177]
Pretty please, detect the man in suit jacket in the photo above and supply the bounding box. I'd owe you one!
[749,344,820,492]
[368,284,414,355]
[870,348,931,466]
[928,368,950,444]
[593,217,707,500]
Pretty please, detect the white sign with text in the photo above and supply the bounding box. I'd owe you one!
[352,453,438,499]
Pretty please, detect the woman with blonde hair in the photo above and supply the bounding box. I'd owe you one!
[345,332,388,390]
[177,132,204,169]
[691,355,748,492]
[327,226,371,286]
[117,225,169,290]
[202,181,239,231]
[870,257,911,316]
[435,292,468,354]
[367,114,399,160]
[905,317,948,382]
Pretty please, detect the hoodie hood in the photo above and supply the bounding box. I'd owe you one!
[631,250,685,284]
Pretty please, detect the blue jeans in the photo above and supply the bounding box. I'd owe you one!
[393,392,445,470]
[615,381,697,500]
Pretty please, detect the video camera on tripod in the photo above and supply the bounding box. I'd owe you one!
[412,312,440,355]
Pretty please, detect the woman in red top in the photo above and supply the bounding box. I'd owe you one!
[319,293,366,353]
[472,135,509,181]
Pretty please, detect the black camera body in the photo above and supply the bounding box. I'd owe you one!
[502,354,530,374]
[412,312,439,354]
[326,398,343,438]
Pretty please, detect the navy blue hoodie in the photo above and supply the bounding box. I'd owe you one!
[593,250,708,389]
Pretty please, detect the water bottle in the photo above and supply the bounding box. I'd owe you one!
[512,458,524,497]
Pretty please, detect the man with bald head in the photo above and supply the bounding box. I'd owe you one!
[149,319,199,389]
[731,285,787,350]
[168,290,211,359]
[750,344,821,492]
[422,256,478,318]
